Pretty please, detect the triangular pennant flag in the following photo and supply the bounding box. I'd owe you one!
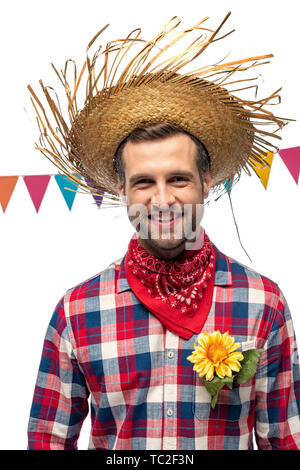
[92,190,104,208]
[23,175,51,213]
[250,152,274,189]
[278,147,300,184]
[0,176,19,213]
[85,178,104,208]
[54,173,82,211]
[223,178,234,194]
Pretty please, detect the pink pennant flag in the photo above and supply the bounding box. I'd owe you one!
[23,175,51,212]
[278,147,300,184]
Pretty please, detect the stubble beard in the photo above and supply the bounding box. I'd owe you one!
[128,202,205,259]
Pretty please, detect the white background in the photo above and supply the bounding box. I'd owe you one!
[0,0,299,450]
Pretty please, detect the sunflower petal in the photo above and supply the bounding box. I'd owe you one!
[224,359,241,372]
[224,363,233,377]
[227,342,241,354]
[215,363,226,379]
[228,351,244,361]
[198,333,210,349]
[214,330,222,344]
[205,364,215,381]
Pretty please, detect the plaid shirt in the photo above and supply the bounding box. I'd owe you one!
[27,242,300,450]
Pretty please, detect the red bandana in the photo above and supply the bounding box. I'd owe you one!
[124,230,216,339]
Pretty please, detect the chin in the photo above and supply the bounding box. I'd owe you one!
[146,237,187,255]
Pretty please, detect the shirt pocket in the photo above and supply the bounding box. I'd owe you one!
[192,371,254,422]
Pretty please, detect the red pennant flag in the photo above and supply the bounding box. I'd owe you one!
[23,175,51,213]
[278,147,300,184]
[0,176,19,213]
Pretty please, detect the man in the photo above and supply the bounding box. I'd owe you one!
[27,15,300,450]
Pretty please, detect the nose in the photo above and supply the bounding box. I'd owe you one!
[151,182,176,208]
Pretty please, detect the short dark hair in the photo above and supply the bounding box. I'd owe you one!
[113,122,211,189]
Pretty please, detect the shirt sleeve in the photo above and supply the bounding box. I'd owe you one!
[254,287,300,449]
[27,296,90,450]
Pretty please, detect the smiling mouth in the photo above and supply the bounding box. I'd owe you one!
[148,213,182,222]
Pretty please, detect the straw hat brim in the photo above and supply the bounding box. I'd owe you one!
[27,14,290,203]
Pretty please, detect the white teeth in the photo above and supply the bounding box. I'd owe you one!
[150,214,181,221]
[152,218,173,222]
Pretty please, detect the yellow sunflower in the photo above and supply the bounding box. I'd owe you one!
[187,330,244,381]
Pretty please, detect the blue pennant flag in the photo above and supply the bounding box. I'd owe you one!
[223,177,234,194]
[54,173,81,210]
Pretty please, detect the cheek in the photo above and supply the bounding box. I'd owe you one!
[126,189,150,206]
[175,186,203,202]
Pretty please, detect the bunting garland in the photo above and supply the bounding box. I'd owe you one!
[0,172,103,213]
[0,147,299,213]
[222,146,300,193]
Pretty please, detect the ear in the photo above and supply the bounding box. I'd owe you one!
[117,178,125,198]
[203,170,212,199]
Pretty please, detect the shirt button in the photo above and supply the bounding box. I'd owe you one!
[168,351,174,359]
[167,408,173,417]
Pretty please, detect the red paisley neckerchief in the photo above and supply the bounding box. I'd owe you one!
[124,230,216,339]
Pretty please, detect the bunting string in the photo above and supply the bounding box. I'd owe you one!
[0,146,299,213]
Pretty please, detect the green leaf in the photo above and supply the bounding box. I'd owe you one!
[211,393,218,409]
[234,349,263,385]
[205,376,234,408]
[205,375,234,396]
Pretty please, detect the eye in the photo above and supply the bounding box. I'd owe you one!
[134,178,153,186]
[170,176,189,183]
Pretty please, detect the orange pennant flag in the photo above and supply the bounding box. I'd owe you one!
[250,152,274,189]
[0,176,19,213]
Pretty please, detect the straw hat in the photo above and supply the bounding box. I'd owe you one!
[28,13,289,203]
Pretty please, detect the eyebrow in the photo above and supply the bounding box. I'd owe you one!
[129,170,195,185]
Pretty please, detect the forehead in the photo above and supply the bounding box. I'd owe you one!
[122,133,198,173]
